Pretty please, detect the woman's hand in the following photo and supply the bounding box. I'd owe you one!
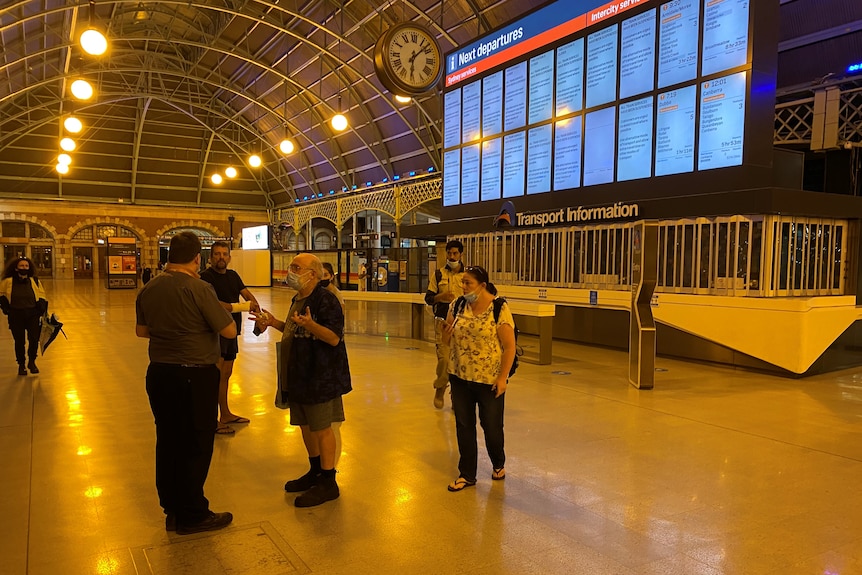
[491,378,508,398]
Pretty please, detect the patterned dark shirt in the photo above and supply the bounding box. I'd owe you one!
[278,283,351,405]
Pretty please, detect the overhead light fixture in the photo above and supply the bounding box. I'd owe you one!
[60,138,76,152]
[80,29,108,56]
[331,113,348,132]
[279,139,294,154]
[211,173,223,185]
[57,154,72,165]
[64,116,83,133]
[133,2,150,21]
[56,163,70,174]
[395,95,411,104]
[70,79,94,100]
[225,166,238,178]
[248,154,262,168]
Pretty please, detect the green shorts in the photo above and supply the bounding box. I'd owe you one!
[289,396,345,432]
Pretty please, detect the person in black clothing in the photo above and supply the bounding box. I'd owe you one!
[251,253,351,507]
[136,231,236,535]
[199,241,260,434]
[0,257,48,375]
[142,267,152,284]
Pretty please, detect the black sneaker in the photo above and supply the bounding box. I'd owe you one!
[294,478,339,507]
[28,362,38,374]
[284,471,319,492]
[18,365,26,376]
[176,511,233,535]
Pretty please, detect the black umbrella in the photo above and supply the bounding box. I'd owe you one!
[40,313,66,355]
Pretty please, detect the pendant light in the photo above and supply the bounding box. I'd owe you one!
[331,1,349,132]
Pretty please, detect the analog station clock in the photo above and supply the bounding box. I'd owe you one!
[373,23,443,96]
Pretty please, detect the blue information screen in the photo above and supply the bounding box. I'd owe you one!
[556,38,584,116]
[698,71,746,170]
[461,144,481,203]
[461,82,482,144]
[441,0,758,208]
[702,0,750,76]
[620,10,656,99]
[583,106,616,186]
[504,61,528,131]
[502,132,526,198]
[481,138,503,201]
[482,72,504,138]
[586,24,618,109]
[655,84,696,176]
[529,51,555,124]
[526,124,553,195]
[553,116,582,190]
[658,0,700,88]
[443,150,460,206]
[443,90,461,149]
[617,96,654,181]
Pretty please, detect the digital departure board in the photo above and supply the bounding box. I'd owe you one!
[442,0,768,209]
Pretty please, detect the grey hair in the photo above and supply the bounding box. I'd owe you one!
[306,255,324,279]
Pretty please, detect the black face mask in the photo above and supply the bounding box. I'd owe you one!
[319,279,331,288]
[16,271,29,281]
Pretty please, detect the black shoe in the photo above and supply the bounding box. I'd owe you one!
[28,362,38,374]
[294,477,339,507]
[18,365,26,376]
[284,470,320,492]
[165,513,176,531]
[175,511,233,535]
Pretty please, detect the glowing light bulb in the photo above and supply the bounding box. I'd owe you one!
[395,95,411,104]
[58,153,72,165]
[331,113,348,131]
[248,154,262,168]
[64,116,83,133]
[60,138,76,151]
[56,163,69,174]
[70,79,94,100]
[80,29,108,55]
[279,139,294,154]
[211,173,223,185]
[225,166,237,178]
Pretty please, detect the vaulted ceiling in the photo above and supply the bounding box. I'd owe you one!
[0,0,859,210]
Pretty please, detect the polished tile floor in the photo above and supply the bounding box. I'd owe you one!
[2,279,862,575]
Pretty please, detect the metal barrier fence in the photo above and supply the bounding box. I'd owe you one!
[453,215,850,297]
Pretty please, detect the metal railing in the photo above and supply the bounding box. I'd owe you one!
[453,215,850,297]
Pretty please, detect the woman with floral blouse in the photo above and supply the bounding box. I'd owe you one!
[441,265,516,492]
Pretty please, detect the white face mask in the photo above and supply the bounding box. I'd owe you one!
[286,270,309,290]
[446,259,460,269]
[463,291,479,304]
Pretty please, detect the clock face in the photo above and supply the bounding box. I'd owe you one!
[378,24,442,94]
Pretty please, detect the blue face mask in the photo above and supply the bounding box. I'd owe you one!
[463,291,478,304]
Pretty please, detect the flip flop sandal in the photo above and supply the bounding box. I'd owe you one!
[447,477,477,492]
[492,467,506,480]
[221,416,250,424]
[215,425,235,435]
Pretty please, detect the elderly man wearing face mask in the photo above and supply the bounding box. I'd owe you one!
[425,240,466,409]
[251,253,351,508]
[0,257,48,376]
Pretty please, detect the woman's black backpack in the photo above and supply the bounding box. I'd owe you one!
[453,296,522,377]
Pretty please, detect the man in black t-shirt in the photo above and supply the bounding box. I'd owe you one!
[199,241,260,434]
[136,231,236,534]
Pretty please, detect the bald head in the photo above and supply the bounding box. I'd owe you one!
[291,253,323,281]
